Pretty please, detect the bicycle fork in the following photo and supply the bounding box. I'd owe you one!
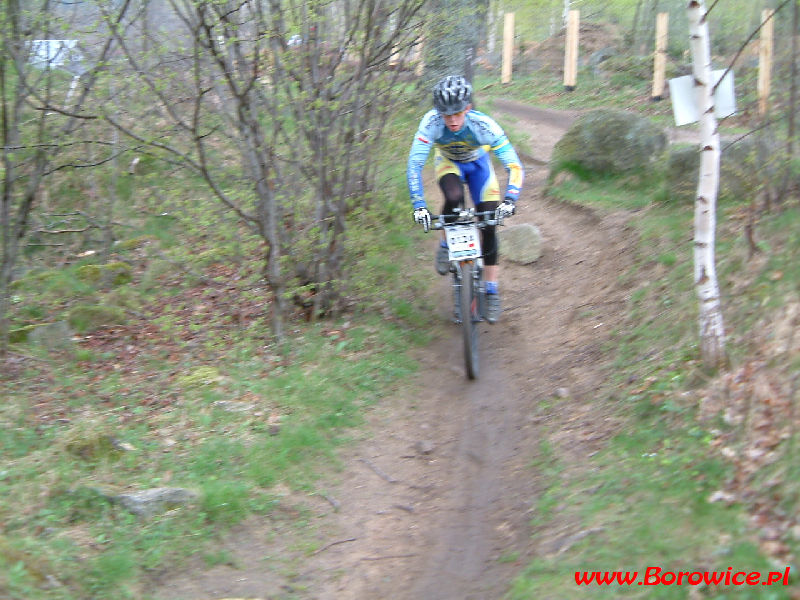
[452,260,485,324]
[452,267,463,324]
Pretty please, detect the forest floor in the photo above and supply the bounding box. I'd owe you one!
[151,101,648,599]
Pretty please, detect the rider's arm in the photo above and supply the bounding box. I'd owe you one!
[491,136,524,203]
[406,110,440,209]
[471,112,524,203]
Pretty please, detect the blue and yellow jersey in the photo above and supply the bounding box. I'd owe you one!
[407,109,524,209]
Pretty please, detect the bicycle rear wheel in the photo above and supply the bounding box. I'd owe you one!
[459,261,480,379]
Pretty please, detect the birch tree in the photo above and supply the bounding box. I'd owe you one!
[687,0,726,368]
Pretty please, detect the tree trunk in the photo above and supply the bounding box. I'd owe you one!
[687,0,727,368]
[788,0,798,160]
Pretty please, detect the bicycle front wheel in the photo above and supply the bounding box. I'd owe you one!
[459,261,480,380]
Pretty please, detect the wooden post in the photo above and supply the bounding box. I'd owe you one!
[563,10,579,91]
[651,12,669,101]
[411,37,424,77]
[502,12,514,84]
[758,9,775,116]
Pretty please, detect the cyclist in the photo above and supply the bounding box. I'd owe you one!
[407,75,524,323]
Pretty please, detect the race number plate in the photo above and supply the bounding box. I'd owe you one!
[445,223,481,261]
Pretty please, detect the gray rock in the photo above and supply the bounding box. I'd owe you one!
[500,223,543,264]
[588,47,617,74]
[114,487,199,517]
[27,321,74,350]
[415,440,436,455]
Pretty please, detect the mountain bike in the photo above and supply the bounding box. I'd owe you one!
[429,208,503,380]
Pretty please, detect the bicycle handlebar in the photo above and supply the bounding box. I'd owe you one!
[429,208,503,230]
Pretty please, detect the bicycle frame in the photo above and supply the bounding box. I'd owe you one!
[430,208,502,379]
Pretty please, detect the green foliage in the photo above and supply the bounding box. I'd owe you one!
[3,306,425,599]
[663,143,698,204]
[3,4,797,597]
[520,129,800,599]
[142,213,180,248]
[84,543,137,598]
[664,135,787,206]
[200,479,250,526]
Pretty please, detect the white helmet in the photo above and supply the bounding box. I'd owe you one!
[432,75,473,115]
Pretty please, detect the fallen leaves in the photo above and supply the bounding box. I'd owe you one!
[699,357,799,563]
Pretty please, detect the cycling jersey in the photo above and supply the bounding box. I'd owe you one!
[407,109,524,209]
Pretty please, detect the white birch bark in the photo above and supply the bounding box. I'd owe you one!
[688,0,727,367]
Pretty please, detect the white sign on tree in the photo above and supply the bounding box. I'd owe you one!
[668,69,736,126]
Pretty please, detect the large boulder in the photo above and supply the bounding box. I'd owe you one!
[550,109,667,180]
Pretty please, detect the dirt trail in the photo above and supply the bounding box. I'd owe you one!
[303,100,638,599]
[152,100,640,600]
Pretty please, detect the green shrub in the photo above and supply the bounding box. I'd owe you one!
[664,144,698,204]
[664,137,782,205]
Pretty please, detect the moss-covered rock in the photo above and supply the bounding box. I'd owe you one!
[67,304,126,333]
[10,321,73,349]
[115,236,153,251]
[176,366,225,390]
[9,270,57,291]
[65,433,120,461]
[75,261,133,286]
[550,109,667,180]
[102,287,142,312]
[9,324,37,344]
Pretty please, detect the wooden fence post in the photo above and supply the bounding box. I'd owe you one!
[758,9,775,116]
[414,37,424,77]
[502,12,514,84]
[652,12,669,101]
[564,10,579,91]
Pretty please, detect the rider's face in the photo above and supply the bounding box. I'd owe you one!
[442,106,470,132]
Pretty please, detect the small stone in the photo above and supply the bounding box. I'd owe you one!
[114,487,199,517]
[415,440,436,455]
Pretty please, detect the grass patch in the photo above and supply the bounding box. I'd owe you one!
[507,139,800,598]
[2,142,432,599]
[2,310,424,598]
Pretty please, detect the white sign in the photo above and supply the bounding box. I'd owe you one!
[668,69,736,126]
[28,40,86,75]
